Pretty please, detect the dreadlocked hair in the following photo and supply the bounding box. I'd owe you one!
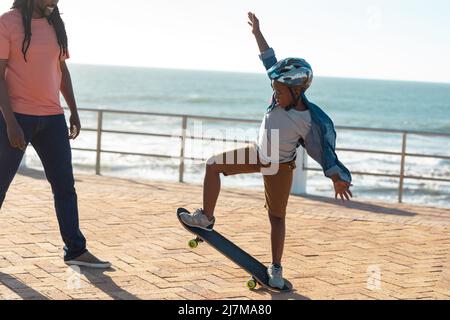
[11,0,68,62]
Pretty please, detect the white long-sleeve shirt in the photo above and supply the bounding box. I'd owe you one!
[257,106,312,164]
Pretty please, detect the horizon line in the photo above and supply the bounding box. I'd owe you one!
[68,62,450,86]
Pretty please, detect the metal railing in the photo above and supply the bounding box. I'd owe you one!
[302,126,450,202]
[68,108,450,204]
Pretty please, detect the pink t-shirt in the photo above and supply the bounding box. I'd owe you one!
[0,9,69,116]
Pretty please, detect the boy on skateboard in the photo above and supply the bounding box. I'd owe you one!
[179,13,353,289]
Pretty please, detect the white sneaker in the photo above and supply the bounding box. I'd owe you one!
[267,264,285,289]
[179,208,215,231]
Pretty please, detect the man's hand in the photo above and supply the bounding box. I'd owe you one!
[1,60,26,150]
[332,175,353,202]
[247,12,261,35]
[6,121,26,150]
[60,61,81,140]
[69,112,81,140]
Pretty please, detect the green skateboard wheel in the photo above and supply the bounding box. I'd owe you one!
[188,239,198,249]
[246,279,257,290]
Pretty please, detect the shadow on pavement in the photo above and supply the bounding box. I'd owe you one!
[296,194,417,217]
[0,272,49,300]
[252,286,311,300]
[17,167,47,180]
[80,267,140,300]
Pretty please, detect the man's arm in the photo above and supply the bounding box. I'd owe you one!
[0,60,16,125]
[60,61,81,140]
[248,12,277,70]
[0,59,26,150]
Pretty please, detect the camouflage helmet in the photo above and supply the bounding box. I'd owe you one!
[267,58,313,90]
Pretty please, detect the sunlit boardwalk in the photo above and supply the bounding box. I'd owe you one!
[0,169,449,300]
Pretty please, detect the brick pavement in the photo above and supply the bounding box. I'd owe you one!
[0,168,449,300]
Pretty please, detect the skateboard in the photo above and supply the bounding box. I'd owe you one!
[177,208,292,292]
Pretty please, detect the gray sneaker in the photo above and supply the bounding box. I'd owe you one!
[65,251,112,269]
[267,264,285,289]
[179,208,215,231]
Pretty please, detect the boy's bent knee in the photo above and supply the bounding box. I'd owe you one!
[205,157,223,174]
[206,155,217,166]
[265,203,287,220]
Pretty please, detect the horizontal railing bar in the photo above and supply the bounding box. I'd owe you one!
[402,175,450,183]
[305,168,400,178]
[304,167,450,182]
[72,147,97,152]
[102,130,174,139]
[71,147,178,158]
[100,150,204,161]
[335,126,408,134]
[405,153,450,160]
[70,108,260,124]
[183,157,206,161]
[186,136,252,144]
[81,128,178,138]
[86,130,255,144]
[405,131,450,138]
[67,107,450,138]
[335,125,450,137]
[181,115,260,123]
[100,150,174,159]
[70,147,213,162]
[337,148,450,160]
[337,148,402,156]
[79,128,256,145]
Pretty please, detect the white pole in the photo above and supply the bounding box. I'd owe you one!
[19,151,27,169]
[291,147,308,195]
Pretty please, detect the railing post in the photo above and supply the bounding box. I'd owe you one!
[291,146,308,195]
[398,132,407,203]
[95,111,103,175]
[179,116,188,183]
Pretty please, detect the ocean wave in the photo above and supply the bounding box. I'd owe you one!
[181,94,211,104]
[437,125,450,132]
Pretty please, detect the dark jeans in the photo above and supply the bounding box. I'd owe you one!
[0,113,87,260]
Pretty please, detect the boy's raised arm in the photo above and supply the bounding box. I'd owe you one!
[248,12,269,53]
[248,12,277,70]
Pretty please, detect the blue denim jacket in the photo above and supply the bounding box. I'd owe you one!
[260,48,352,183]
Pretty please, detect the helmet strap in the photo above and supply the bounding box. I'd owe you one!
[286,87,303,111]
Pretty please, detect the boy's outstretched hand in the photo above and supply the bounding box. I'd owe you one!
[248,12,270,53]
[332,175,353,202]
[248,12,260,34]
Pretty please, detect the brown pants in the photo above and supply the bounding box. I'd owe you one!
[207,144,296,218]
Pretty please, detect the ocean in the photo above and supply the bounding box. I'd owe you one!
[24,64,450,208]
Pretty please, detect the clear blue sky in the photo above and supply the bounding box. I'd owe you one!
[1,0,450,83]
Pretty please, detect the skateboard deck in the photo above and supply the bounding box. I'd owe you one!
[177,208,292,292]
